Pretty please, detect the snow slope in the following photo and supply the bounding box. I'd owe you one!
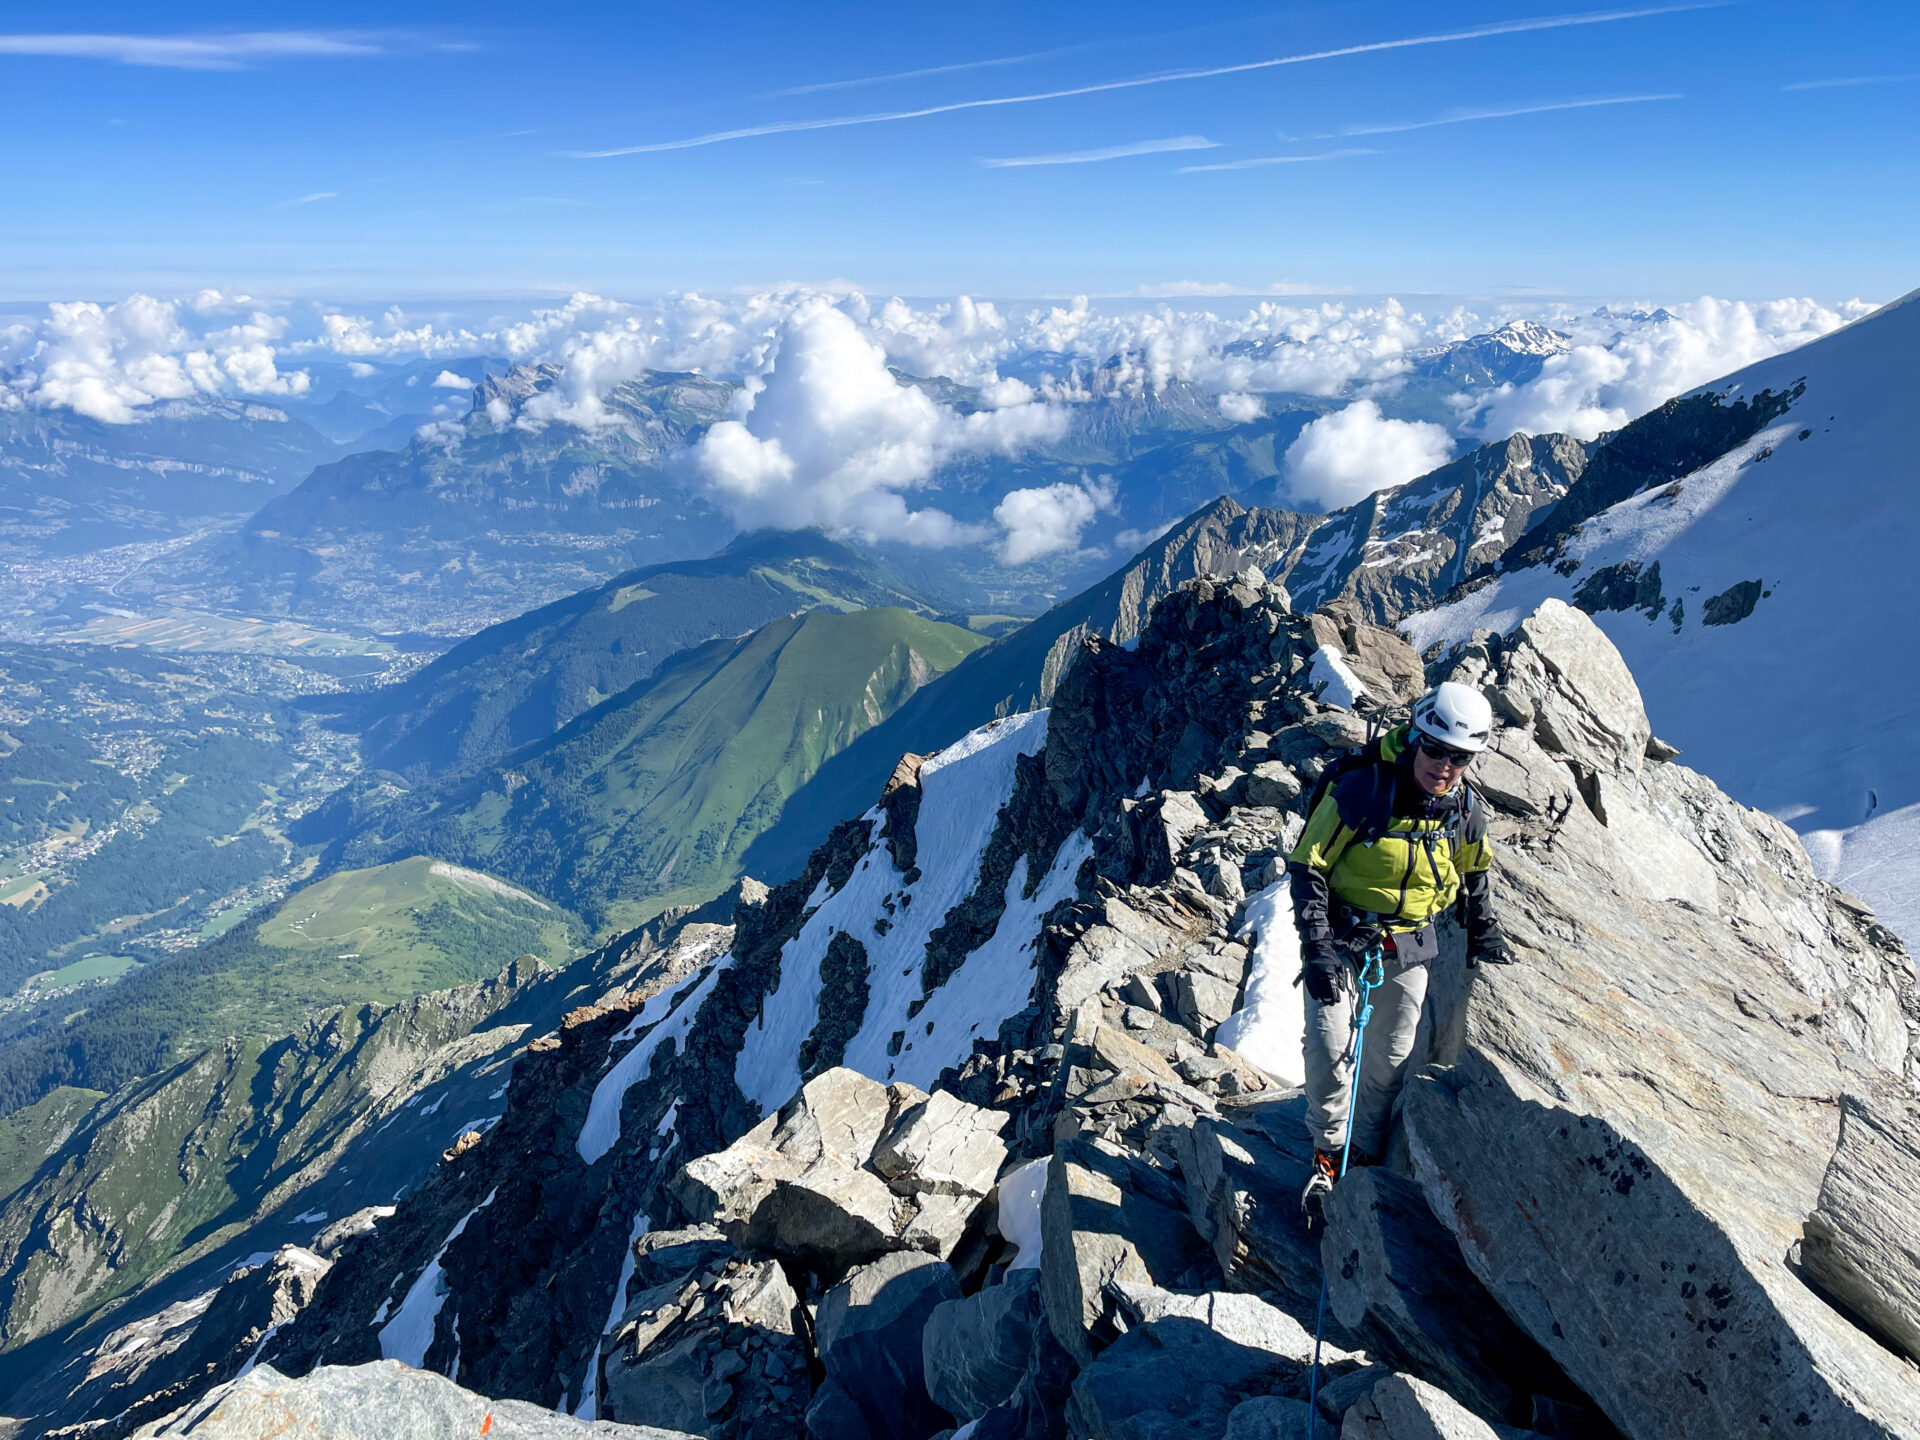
[574,707,1082,1173]
[1405,287,1920,943]
[734,708,1058,1106]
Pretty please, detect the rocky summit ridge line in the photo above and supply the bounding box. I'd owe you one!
[13,573,1920,1439]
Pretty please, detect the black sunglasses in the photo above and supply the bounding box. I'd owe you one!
[1416,736,1477,767]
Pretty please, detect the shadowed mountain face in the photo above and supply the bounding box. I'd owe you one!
[321,607,989,928]
[351,528,956,779]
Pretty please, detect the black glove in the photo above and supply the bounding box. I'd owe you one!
[1467,932,1516,969]
[1300,942,1349,1004]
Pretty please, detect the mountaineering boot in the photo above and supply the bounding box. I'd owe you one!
[1300,1147,1338,1219]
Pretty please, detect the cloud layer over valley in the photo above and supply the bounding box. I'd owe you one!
[1,284,1875,557]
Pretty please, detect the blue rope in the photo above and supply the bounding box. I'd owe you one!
[1307,941,1385,1437]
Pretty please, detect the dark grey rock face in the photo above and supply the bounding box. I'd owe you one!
[1337,1372,1536,1440]
[1321,1169,1560,1424]
[1065,1285,1348,1440]
[923,1268,1043,1422]
[809,1250,962,1440]
[1799,1088,1920,1364]
[1040,1134,1215,1365]
[1701,576,1764,625]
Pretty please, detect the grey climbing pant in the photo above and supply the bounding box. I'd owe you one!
[1303,955,1428,1158]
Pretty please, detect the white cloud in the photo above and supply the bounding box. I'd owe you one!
[993,475,1116,564]
[0,294,308,423]
[346,361,378,378]
[1780,73,1916,91]
[1,282,1874,487]
[0,30,384,70]
[1218,391,1263,423]
[313,307,483,359]
[980,135,1217,168]
[432,369,471,389]
[690,300,1065,546]
[1472,296,1868,440]
[1284,399,1455,508]
[1113,518,1179,554]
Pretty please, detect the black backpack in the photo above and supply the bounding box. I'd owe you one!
[1302,711,1476,851]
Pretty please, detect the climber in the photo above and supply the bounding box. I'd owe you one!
[1289,681,1514,1215]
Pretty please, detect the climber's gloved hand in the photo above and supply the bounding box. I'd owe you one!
[1467,932,1516,969]
[1300,941,1349,1005]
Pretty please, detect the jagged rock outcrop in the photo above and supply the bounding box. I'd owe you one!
[675,1067,1007,1273]
[595,1236,808,1439]
[1798,1087,1920,1364]
[49,1245,332,1440]
[39,572,1920,1440]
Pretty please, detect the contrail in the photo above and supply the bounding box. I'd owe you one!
[571,5,1728,158]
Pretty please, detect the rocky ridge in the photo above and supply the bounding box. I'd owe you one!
[1266,433,1586,626]
[25,574,1920,1439]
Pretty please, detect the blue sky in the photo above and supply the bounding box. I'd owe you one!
[2,1,1914,300]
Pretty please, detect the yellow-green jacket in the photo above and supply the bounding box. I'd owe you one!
[1286,730,1493,960]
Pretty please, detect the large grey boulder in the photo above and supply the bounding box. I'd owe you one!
[675,1068,1000,1272]
[1495,598,1649,781]
[1224,1395,1316,1439]
[1799,1087,1920,1363]
[808,1249,961,1440]
[1321,1168,1560,1424]
[132,1361,691,1437]
[871,1090,1009,1199]
[1065,1284,1358,1440]
[1040,1134,1214,1364]
[922,1268,1043,1422]
[598,1250,809,1440]
[1397,599,1920,1440]
[1164,1100,1326,1317]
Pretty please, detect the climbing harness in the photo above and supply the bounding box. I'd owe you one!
[1306,938,1386,1436]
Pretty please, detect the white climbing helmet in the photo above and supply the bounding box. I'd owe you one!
[1411,681,1494,753]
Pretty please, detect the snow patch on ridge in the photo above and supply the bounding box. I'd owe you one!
[378,1187,497,1369]
[863,827,1092,1091]
[734,709,1051,1115]
[1216,882,1307,1086]
[578,960,732,1164]
[1307,647,1367,710]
